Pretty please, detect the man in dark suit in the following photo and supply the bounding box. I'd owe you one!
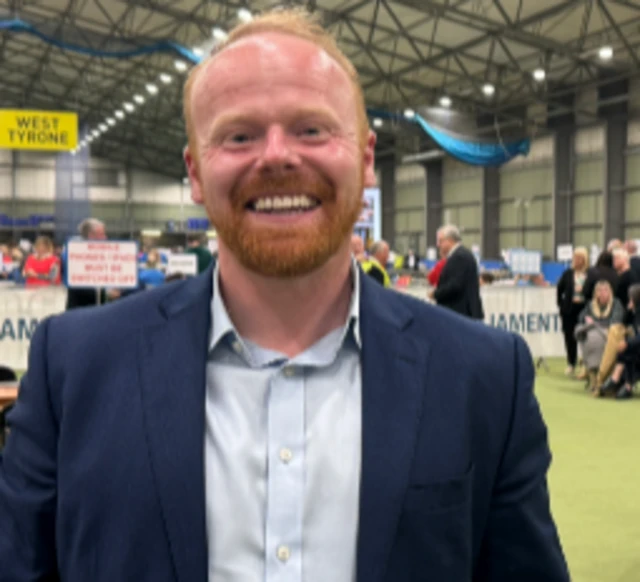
[432,224,485,319]
[0,9,568,582]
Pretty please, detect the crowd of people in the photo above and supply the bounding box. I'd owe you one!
[0,218,215,308]
[557,238,640,399]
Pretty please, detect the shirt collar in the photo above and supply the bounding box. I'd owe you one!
[209,259,361,354]
[448,243,461,258]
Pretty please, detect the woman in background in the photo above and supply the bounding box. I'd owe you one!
[22,236,60,288]
[557,247,589,376]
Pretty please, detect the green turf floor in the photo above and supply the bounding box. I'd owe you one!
[537,358,640,582]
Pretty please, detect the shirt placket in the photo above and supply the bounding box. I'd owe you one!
[265,364,305,582]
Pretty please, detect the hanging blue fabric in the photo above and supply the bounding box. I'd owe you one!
[414,113,530,166]
[0,18,202,63]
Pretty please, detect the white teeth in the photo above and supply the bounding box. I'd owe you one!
[251,195,319,212]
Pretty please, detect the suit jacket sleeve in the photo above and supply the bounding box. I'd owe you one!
[474,335,569,582]
[433,253,468,303]
[0,318,60,580]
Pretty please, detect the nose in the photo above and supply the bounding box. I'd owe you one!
[256,125,299,171]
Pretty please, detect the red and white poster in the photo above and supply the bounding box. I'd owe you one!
[66,240,138,289]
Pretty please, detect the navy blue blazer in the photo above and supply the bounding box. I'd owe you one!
[0,267,569,581]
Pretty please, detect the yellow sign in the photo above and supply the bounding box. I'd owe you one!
[0,109,78,151]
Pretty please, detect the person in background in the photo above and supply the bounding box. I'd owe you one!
[607,239,622,252]
[600,283,640,399]
[612,247,639,322]
[350,233,366,262]
[427,245,446,288]
[431,224,484,320]
[574,280,625,394]
[65,218,108,310]
[557,247,589,376]
[139,249,166,289]
[186,233,214,274]
[583,250,618,303]
[23,236,60,288]
[623,239,640,280]
[403,248,420,271]
[361,239,390,287]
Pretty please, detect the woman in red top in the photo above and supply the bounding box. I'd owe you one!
[23,236,61,287]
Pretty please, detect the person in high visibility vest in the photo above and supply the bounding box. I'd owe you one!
[362,240,391,287]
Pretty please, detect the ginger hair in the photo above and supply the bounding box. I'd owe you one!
[183,7,369,164]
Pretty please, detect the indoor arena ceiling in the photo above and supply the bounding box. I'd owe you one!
[2,0,640,177]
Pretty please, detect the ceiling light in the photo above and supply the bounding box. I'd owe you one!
[106,117,116,126]
[192,47,204,58]
[146,83,159,95]
[373,118,383,128]
[71,150,76,156]
[182,177,190,185]
[92,129,100,137]
[115,110,125,119]
[99,123,108,132]
[87,135,94,143]
[159,73,172,84]
[533,68,546,82]
[599,45,613,61]
[123,102,135,113]
[439,95,452,108]
[482,83,495,96]
[133,94,145,104]
[212,27,228,41]
[238,8,253,22]
[174,60,187,72]
[404,108,415,119]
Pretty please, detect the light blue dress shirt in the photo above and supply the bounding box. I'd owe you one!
[205,264,362,582]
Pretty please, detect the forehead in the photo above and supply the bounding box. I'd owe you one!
[191,32,356,119]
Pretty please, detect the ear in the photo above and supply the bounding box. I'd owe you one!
[362,129,377,188]
[184,145,203,204]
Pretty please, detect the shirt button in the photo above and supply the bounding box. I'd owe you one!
[279,448,293,463]
[276,545,291,562]
[232,341,242,354]
[283,366,295,377]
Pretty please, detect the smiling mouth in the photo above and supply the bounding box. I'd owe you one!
[245,194,321,213]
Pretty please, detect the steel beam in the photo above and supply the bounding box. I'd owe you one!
[481,166,500,260]
[424,159,443,250]
[604,117,628,243]
[378,157,397,248]
[553,126,574,250]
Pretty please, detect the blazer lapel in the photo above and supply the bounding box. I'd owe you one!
[357,277,432,582]
[138,271,213,582]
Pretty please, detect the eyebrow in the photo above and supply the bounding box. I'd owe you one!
[206,106,342,140]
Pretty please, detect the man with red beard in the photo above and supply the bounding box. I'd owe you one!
[0,9,568,582]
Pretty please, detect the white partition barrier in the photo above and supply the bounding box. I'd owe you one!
[0,286,67,371]
[401,285,564,358]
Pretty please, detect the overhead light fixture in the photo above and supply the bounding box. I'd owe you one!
[115,110,125,119]
[533,68,546,82]
[482,83,495,96]
[372,118,383,128]
[174,60,188,72]
[599,45,613,61]
[159,73,172,84]
[182,177,190,185]
[439,95,452,108]
[212,27,228,41]
[92,129,100,137]
[133,94,145,104]
[403,108,415,119]
[71,150,76,156]
[192,47,204,58]
[87,135,94,143]
[141,229,162,237]
[146,83,159,95]
[238,8,253,22]
[123,102,135,113]
[106,117,116,126]
[99,123,108,132]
